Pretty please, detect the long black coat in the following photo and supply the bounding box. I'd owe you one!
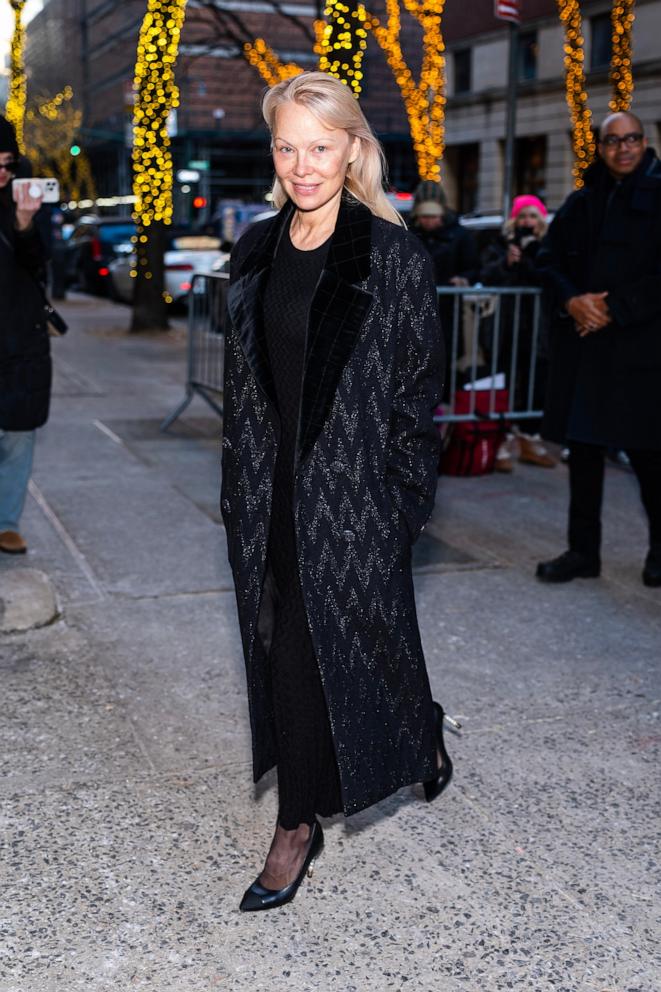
[536,149,661,450]
[0,190,51,432]
[221,196,444,816]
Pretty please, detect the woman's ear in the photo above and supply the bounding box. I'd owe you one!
[348,135,360,166]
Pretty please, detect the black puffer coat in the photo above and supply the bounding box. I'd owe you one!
[221,196,444,816]
[536,148,661,449]
[0,189,51,431]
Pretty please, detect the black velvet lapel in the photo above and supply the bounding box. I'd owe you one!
[226,195,373,460]
[299,196,373,462]
[226,202,294,410]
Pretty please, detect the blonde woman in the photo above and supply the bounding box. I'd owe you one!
[221,72,454,912]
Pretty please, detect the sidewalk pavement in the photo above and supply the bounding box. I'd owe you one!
[1,293,659,992]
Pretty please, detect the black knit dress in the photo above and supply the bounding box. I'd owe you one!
[263,224,343,830]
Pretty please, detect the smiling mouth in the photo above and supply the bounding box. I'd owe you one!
[292,183,320,193]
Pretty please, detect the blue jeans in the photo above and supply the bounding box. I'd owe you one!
[0,429,36,532]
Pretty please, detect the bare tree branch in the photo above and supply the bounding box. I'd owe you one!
[190,0,315,56]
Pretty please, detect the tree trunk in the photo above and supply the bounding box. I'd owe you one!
[130,222,169,333]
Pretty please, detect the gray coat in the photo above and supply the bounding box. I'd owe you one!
[221,196,444,815]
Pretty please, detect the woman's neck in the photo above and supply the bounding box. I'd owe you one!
[290,190,342,250]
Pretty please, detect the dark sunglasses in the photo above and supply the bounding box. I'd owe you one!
[0,160,18,173]
[600,132,644,148]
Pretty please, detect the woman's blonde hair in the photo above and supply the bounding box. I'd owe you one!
[262,71,404,227]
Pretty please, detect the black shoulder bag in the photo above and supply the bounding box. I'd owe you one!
[0,227,68,336]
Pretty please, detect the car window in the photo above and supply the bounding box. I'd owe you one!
[99,224,136,245]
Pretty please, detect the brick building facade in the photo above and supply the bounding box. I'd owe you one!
[22,0,661,214]
[24,0,422,207]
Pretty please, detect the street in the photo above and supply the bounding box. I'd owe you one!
[1,294,659,992]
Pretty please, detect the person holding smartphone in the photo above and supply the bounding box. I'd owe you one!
[478,195,557,472]
[0,115,50,555]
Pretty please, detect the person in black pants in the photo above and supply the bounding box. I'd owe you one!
[536,111,661,587]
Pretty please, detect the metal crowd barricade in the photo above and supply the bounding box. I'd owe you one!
[434,285,544,424]
[161,272,228,431]
[162,275,544,432]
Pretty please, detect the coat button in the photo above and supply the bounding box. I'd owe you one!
[343,529,355,542]
[331,459,345,473]
[222,499,231,514]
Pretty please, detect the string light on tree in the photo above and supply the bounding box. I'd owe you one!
[556,0,595,188]
[609,0,635,112]
[6,0,28,153]
[368,0,447,181]
[246,1,447,182]
[24,86,96,202]
[244,37,303,85]
[132,0,188,284]
[317,1,369,96]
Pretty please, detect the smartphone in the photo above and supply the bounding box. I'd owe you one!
[12,177,61,204]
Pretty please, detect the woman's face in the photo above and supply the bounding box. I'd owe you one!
[0,151,16,190]
[515,206,544,237]
[272,102,359,214]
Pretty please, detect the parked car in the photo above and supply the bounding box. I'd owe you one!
[63,216,136,295]
[215,201,274,244]
[108,232,230,306]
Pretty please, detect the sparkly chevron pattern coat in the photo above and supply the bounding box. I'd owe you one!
[221,195,444,816]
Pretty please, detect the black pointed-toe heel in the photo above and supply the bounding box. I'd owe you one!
[424,701,461,803]
[239,819,324,912]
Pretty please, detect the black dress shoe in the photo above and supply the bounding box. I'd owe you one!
[239,819,324,912]
[424,702,460,803]
[643,552,661,588]
[536,550,600,583]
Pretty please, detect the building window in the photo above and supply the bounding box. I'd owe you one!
[444,143,480,214]
[454,49,471,94]
[515,135,547,201]
[518,30,538,81]
[591,13,612,70]
[457,143,479,213]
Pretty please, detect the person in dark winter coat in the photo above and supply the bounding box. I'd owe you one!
[535,111,661,587]
[221,73,454,913]
[479,194,556,472]
[409,195,478,288]
[408,190,477,399]
[0,116,50,555]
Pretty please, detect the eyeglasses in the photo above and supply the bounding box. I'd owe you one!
[0,160,18,173]
[600,132,644,148]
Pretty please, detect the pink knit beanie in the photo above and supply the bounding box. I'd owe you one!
[510,194,548,220]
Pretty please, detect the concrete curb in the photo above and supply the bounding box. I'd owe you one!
[0,568,60,633]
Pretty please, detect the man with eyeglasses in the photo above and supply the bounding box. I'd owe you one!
[536,110,661,588]
[0,115,50,556]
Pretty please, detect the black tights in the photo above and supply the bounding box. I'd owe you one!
[568,442,661,558]
[269,569,343,830]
